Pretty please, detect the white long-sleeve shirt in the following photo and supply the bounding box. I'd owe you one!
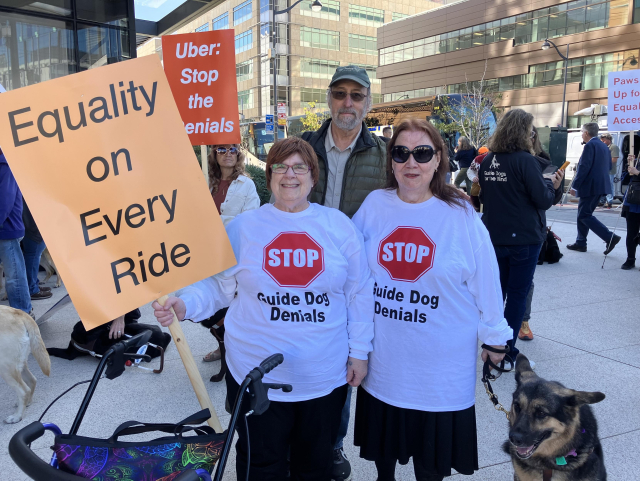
[179,202,375,402]
[352,190,512,412]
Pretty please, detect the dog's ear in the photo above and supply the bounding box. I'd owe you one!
[566,390,606,407]
[514,354,536,386]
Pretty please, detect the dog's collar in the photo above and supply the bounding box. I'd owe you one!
[543,447,594,480]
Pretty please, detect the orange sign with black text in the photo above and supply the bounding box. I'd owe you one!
[0,55,236,329]
[162,30,241,145]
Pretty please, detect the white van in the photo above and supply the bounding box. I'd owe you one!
[565,129,640,200]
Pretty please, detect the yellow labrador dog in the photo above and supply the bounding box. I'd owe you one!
[40,248,62,288]
[0,306,51,423]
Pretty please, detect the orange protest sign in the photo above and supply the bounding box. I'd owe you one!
[162,30,241,145]
[0,55,236,330]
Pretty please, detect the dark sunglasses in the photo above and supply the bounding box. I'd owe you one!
[216,147,238,155]
[330,90,367,102]
[391,145,436,164]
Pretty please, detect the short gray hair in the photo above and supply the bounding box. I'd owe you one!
[600,132,612,140]
[582,122,599,138]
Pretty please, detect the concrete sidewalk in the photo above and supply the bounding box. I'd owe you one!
[2,216,638,480]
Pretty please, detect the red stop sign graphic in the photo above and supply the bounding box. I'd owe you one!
[378,226,436,282]
[263,232,325,288]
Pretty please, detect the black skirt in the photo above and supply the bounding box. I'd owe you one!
[354,386,479,476]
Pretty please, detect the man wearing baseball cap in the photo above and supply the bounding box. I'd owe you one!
[301,65,387,480]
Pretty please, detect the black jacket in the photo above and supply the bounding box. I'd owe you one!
[479,150,556,245]
[454,148,477,169]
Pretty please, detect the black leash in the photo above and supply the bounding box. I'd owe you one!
[480,344,513,420]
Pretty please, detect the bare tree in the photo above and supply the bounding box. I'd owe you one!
[434,60,502,149]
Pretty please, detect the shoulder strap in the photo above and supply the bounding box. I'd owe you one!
[108,409,211,442]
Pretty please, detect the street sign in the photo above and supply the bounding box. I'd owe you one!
[608,70,640,131]
[266,114,274,133]
[162,30,240,145]
[277,102,286,114]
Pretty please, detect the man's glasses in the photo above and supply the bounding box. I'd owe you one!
[391,145,436,164]
[330,90,367,102]
[216,147,238,155]
[270,163,311,175]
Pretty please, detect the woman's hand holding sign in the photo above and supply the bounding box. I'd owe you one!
[152,296,186,327]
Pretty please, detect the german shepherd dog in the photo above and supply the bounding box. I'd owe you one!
[504,355,606,481]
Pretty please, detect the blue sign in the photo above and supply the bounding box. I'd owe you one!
[266,115,274,133]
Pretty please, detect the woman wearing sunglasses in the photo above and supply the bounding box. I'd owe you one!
[153,136,374,480]
[202,144,260,363]
[351,119,512,481]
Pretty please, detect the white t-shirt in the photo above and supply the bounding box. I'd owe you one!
[352,190,512,412]
[179,203,374,402]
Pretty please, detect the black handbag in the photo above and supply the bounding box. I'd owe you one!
[627,179,640,205]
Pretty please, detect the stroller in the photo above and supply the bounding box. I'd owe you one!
[9,331,291,481]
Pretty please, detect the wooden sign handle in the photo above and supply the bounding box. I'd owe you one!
[157,295,223,433]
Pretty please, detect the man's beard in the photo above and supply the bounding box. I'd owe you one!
[332,107,364,131]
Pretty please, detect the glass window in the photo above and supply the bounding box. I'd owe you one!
[11,0,72,17]
[300,58,339,78]
[76,0,128,27]
[0,11,76,90]
[514,19,532,45]
[195,23,210,32]
[349,5,384,27]
[235,30,253,53]
[472,25,486,46]
[566,7,586,34]
[300,0,340,21]
[392,12,409,21]
[77,23,129,72]
[348,34,377,55]
[635,0,640,23]
[234,0,252,26]
[238,89,254,109]
[300,87,328,109]
[548,10,568,37]
[236,59,253,81]
[300,27,340,50]
[213,13,229,30]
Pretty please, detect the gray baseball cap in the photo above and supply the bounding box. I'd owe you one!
[329,65,371,89]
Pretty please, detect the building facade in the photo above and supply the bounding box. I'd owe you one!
[137,0,452,123]
[376,0,640,128]
[0,0,135,92]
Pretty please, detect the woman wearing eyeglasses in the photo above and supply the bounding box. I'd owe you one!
[152,137,374,480]
[202,144,260,363]
[351,119,512,481]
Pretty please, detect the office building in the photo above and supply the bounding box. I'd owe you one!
[0,0,135,91]
[137,0,452,124]
[375,0,640,128]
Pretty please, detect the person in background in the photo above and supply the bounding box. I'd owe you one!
[353,119,512,481]
[479,110,563,368]
[0,148,33,318]
[202,144,260,363]
[153,137,374,481]
[621,153,640,270]
[453,136,477,193]
[567,123,621,254]
[21,200,52,300]
[467,146,489,211]
[301,65,386,480]
[518,126,565,342]
[600,133,619,209]
[380,126,393,144]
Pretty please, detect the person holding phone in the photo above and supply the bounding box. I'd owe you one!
[621,153,640,270]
